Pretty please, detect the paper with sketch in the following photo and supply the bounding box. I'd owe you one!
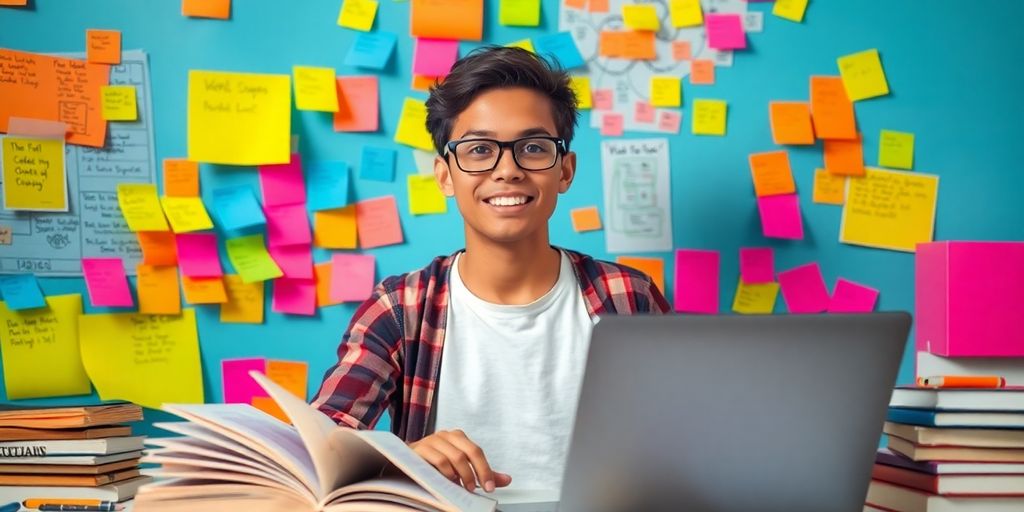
[601,139,673,253]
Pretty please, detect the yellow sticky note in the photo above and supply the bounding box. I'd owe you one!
[394,97,435,151]
[293,66,339,112]
[692,99,727,136]
[1,137,68,212]
[79,309,204,409]
[100,85,137,121]
[337,0,378,32]
[500,0,541,26]
[837,49,889,102]
[650,76,681,107]
[188,70,291,166]
[669,0,703,27]
[812,168,846,205]
[879,129,914,169]
[732,279,779,314]
[0,294,90,399]
[137,265,182,315]
[840,168,939,252]
[117,183,169,232]
[506,38,536,53]
[221,274,264,324]
[773,0,808,22]
[622,4,660,31]
[160,196,214,233]
[408,175,447,215]
[569,76,592,109]
[181,275,228,304]
[314,205,358,249]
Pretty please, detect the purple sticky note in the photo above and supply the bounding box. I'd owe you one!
[221,358,268,404]
[330,253,376,302]
[706,14,746,50]
[81,258,134,308]
[828,278,879,313]
[175,233,223,277]
[269,244,313,280]
[739,247,774,284]
[412,37,459,77]
[673,249,720,314]
[778,262,830,314]
[271,277,316,316]
[757,194,804,240]
[265,204,312,247]
[258,153,306,207]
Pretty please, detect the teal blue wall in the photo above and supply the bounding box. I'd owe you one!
[1,1,1022,435]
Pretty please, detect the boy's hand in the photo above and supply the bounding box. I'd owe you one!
[409,429,512,492]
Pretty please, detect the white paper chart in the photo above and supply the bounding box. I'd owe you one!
[601,138,673,253]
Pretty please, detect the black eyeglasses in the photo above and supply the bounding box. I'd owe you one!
[444,136,567,173]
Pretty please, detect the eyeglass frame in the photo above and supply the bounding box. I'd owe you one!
[443,136,569,174]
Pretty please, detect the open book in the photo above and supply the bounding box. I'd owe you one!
[134,372,496,512]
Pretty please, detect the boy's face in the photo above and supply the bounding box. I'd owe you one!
[434,87,576,246]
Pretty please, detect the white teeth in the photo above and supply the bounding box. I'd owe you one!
[487,196,528,206]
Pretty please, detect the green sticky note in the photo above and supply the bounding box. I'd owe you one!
[878,130,914,170]
[225,234,283,283]
[499,0,541,27]
[408,175,447,215]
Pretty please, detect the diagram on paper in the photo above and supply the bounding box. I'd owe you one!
[602,139,673,253]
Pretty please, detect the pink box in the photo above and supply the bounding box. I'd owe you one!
[916,241,1024,357]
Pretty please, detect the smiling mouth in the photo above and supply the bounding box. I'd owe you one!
[484,196,535,207]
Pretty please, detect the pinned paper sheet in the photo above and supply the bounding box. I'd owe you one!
[293,66,339,112]
[410,0,484,40]
[337,0,378,31]
[226,234,283,283]
[314,262,341,308]
[182,0,230,19]
[691,99,727,136]
[749,151,796,197]
[212,186,266,231]
[622,4,660,31]
[616,256,665,294]
[137,265,181,315]
[161,196,214,233]
[313,205,358,249]
[330,253,376,302]
[272,278,316,316]
[879,130,914,169]
[222,358,268,404]
[2,137,68,212]
[0,274,45,311]
[840,168,939,252]
[828,278,879,313]
[100,85,137,121]
[533,32,586,70]
[86,29,121,65]
[732,279,779,315]
[79,309,204,409]
[344,32,397,70]
[138,232,178,266]
[334,76,379,132]
[0,294,90,399]
[705,14,745,50]
[308,161,351,211]
[175,233,223,277]
[356,196,404,248]
[600,113,624,136]
[258,153,306,207]
[500,0,540,26]
[837,49,889,102]
[650,76,681,107]
[394,98,435,151]
[773,0,808,22]
[757,194,803,240]
[669,0,703,27]
[674,249,719,314]
[181,275,227,304]
[778,262,830,314]
[690,59,714,85]
[266,204,312,247]
[163,159,200,197]
[571,206,602,232]
[812,169,846,205]
[81,258,134,308]
[769,102,815,145]
[221,274,264,324]
[187,70,290,165]
[739,247,774,284]
[360,146,396,182]
[408,175,447,215]
[809,76,857,140]
[824,134,865,176]
[268,244,313,280]
[570,76,592,109]
[598,30,656,60]
[413,38,459,78]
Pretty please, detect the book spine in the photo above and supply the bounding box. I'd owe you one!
[0,445,47,457]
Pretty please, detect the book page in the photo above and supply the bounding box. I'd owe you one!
[143,448,308,498]
[147,436,298,487]
[153,421,285,474]
[322,476,442,509]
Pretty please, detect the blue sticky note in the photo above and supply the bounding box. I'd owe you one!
[0,274,47,311]
[534,32,585,70]
[360,146,396,182]
[212,186,267,231]
[307,161,351,211]
[344,32,397,70]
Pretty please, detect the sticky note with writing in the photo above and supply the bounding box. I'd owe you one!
[356,196,403,249]
[635,102,655,123]
[749,151,796,197]
[86,29,121,65]
[269,244,313,280]
[410,0,483,40]
[571,206,602,232]
[878,129,914,169]
[769,102,815,145]
[0,274,46,311]
[360,146,397,182]
[163,159,200,197]
[221,275,264,324]
[732,279,779,315]
[828,278,879,313]
[344,32,397,70]
[161,196,214,233]
[265,204,312,247]
[650,76,681,107]
[569,76,592,109]
[175,233,223,277]
[314,206,358,249]
[413,38,459,77]
[840,168,938,252]
[0,294,90,399]
[258,153,306,207]
[182,0,230,19]
[181,275,227,304]
[533,32,586,69]
[739,247,774,284]
[330,253,376,302]
[757,193,803,240]
[616,256,665,294]
[837,49,889,102]
[212,186,266,231]
[137,265,181,315]
[293,66,338,112]
[705,14,745,50]
[690,59,714,85]
[691,99,727,136]
[307,161,351,211]
[593,89,613,110]
[778,262,830,314]
[117,183,167,231]
[138,232,178,266]
[673,249,719,314]
[101,85,137,121]
[226,234,283,283]
[394,98,435,151]
[500,0,540,26]
[3,137,69,212]
[812,169,846,205]
[669,0,702,27]
[622,4,659,31]
[221,358,268,404]
[82,257,134,308]
[337,0,378,31]
[600,112,624,136]
[672,41,692,60]
[333,76,379,132]
[271,278,316,316]
[658,111,682,134]
[809,76,857,140]
[408,175,448,215]
[823,134,865,176]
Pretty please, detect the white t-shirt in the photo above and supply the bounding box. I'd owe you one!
[433,250,596,493]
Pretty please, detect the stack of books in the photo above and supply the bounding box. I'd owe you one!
[865,386,1024,511]
[0,403,153,508]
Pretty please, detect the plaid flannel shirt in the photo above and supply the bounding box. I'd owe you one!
[310,247,672,443]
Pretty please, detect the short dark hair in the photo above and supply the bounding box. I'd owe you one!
[425,46,580,155]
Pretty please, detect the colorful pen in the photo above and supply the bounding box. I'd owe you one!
[0,501,21,512]
[917,375,1006,388]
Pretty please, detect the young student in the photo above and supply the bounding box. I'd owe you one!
[311,46,670,496]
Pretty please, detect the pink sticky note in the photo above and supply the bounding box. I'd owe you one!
[828,278,879,313]
[221,358,268,404]
[81,258,134,307]
[175,233,223,277]
[635,101,655,123]
[271,277,316,316]
[757,194,804,240]
[356,196,403,249]
[413,38,459,77]
[658,111,681,133]
[673,249,720,314]
[739,247,774,284]
[706,14,746,50]
[258,153,306,207]
[334,76,380,132]
[265,204,312,247]
[593,89,613,111]
[330,253,376,302]
[269,243,313,280]
[601,113,624,136]
[778,262,830,314]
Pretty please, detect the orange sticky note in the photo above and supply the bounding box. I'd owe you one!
[411,74,441,92]
[749,151,796,197]
[163,159,200,197]
[266,360,308,399]
[813,168,846,205]
[599,31,656,60]
[810,76,857,140]
[181,275,228,304]
[137,265,182,315]
[410,0,483,41]
[86,30,121,65]
[334,76,379,133]
[313,205,357,249]
[221,274,264,324]
[138,231,178,266]
[0,1,29,5]
[823,133,865,176]
[769,102,815,145]
[182,0,230,19]
[616,256,665,294]
[589,0,609,12]
[672,41,692,61]
[571,206,602,232]
[690,59,715,85]
[565,0,586,8]
[314,262,342,308]
[356,196,403,249]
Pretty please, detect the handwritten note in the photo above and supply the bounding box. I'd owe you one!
[616,256,665,294]
[268,243,313,280]
[344,32,397,70]
[769,101,815,145]
[337,0,378,31]
[182,0,230,19]
[571,206,602,232]
[313,206,358,249]
[879,129,914,169]
[79,309,204,409]
[757,193,804,240]
[137,265,181,315]
[356,196,404,248]
[823,134,865,176]
[334,76,379,132]
[160,196,214,233]
[163,159,200,197]
[691,99,727,136]
[258,153,306,207]
[533,32,586,70]
[672,41,692,60]
[253,360,309,421]
[0,274,45,311]
[600,113,624,136]
[226,234,283,283]
[673,249,719,314]
[0,294,89,399]
[222,358,268,404]
[81,257,134,307]
[778,262,830,314]
[330,253,376,302]
[2,137,68,212]
[658,111,682,134]
[500,0,540,26]
[732,279,779,315]
[739,247,774,284]
[828,278,879,313]
[138,232,178,266]
[598,30,656,60]
[690,59,715,85]
[749,151,796,197]
[181,275,227,304]
[410,0,484,40]
[187,70,291,165]
[705,14,746,50]
[773,0,808,22]
[293,66,338,112]
[86,29,121,65]
[837,49,889,102]
[809,76,857,140]
[569,76,592,109]
[635,102,655,124]
[408,175,448,215]
[593,89,613,110]
[650,76,681,107]
[221,274,264,324]
[271,278,316,316]
[840,168,939,252]
[175,233,222,277]
[100,85,137,121]
[812,168,846,205]
[622,4,660,31]
[212,185,266,231]
[669,0,702,27]
[360,146,397,182]
[394,98,435,151]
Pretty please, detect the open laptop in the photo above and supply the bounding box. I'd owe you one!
[497,313,911,512]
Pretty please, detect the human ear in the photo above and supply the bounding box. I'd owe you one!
[558,151,577,194]
[434,155,455,197]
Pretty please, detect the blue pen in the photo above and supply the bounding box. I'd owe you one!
[0,501,20,512]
